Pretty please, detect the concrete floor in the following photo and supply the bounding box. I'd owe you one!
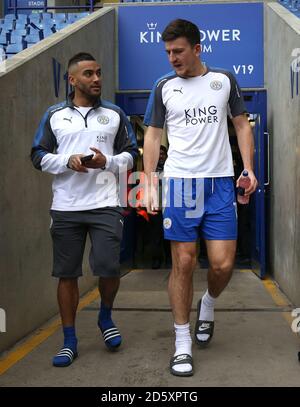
[0,268,300,387]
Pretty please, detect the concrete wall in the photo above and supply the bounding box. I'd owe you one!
[0,7,115,353]
[265,3,300,304]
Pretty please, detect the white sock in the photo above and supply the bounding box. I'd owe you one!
[197,290,215,342]
[173,322,192,374]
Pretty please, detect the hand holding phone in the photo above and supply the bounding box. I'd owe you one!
[80,154,94,164]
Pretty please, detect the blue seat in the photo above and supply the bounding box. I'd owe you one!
[53,13,66,22]
[6,43,24,54]
[28,14,41,24]
[67,13,89,23]
[0,28,10,36]
[52,17,65,25]
[0,35,8,46]
[4,14,16,22]
[28,25,41,35]
[16,14,28,23]
[10,34,24,44]
[42,13,52,20]
[42,29,54,38]
[76,12,90,19]
[12,29,27,37]
[30,22,51,32]
[55,22,69,30]
[43,20,55,28]
[1,22,14,31]
[15,22,27,30]
[25,33,40,44]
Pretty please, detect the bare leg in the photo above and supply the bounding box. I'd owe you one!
[98,277,120,307]
[57,278,79,327]
[168,241,197,324]
[206,240,236,298]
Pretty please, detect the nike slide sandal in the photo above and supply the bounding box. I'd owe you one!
[194,299,214,348]
[170,354,194,377]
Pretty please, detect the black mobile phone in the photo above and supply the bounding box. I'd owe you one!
[80,154,94,164]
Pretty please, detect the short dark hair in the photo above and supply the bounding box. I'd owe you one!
[162,19,200,48]
[68,52,96,70]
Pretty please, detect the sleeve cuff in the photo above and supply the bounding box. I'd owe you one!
[103,154,112,171]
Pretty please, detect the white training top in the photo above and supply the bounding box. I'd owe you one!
[31,98,137,211]
[144,67,246,178]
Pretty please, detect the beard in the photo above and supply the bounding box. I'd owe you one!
[78,83,101,100]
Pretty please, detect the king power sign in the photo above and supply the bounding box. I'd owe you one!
[118,3,264,90]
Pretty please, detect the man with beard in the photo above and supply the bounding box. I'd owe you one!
[31,52,137,367]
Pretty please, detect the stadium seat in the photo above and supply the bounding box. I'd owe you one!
[1,22,14,31]
[42,13,53,20]
[0,28,10,37]
[28,26,41,35]
[0,5,94,58]
[0,35,8,46]
[67,13,89,23]
[55,22,69,30]
[15,22,27,30]
[11,29,27,37]
[53,13,66,22]
[10,34,24,44]
[25,33,40,44]
[42,29,54,38]
[4,14,16,23]
[77,12,90,19]
[28,14,41,24]
[16,14,28,23]
[6,43,24,54]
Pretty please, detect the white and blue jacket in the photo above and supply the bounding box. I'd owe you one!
[31,96,137,211]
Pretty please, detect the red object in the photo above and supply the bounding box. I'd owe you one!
[237,170,251,204]
[137,208,149,222]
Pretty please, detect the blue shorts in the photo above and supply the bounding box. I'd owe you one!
[162,177,237,242]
